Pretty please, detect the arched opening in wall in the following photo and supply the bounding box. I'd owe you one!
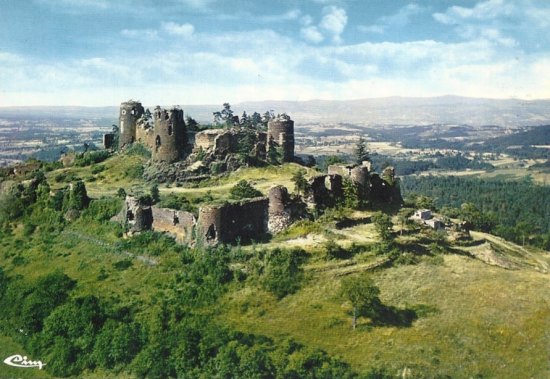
[165,112,169,120]
[173,215,179,225]
[324,176,332,190]
[168,122,173,136]
[127,210,135,221]
[206,224,216,241]
[131,108,136,116]
[155,135,161,152]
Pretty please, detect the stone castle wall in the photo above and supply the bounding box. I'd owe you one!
[152,206,195,243]
[197,197,269,244]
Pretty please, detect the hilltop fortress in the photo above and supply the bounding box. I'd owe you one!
[112,100,294,165]
[110,100,401,245]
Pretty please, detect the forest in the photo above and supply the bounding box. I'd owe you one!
[401,175,550,249]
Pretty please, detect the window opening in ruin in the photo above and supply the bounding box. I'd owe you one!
[168,122,173,136]
[131,108,135,115]
[165,112,169,120]
[173,215,179,225]
[206,225,216,241]
[122,109,127,115]
[127,210,135,221]
[155,135,161,152]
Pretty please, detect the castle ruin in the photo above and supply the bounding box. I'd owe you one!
[118,101,187,163]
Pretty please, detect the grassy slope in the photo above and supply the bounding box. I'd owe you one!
[222,253,550,378]
[4,157,550,378]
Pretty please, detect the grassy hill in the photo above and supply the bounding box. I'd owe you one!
[1,152,549,378]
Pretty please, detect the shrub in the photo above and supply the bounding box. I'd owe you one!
[257,248,307,299]
[230,180,263,200]
[82,197,123,222]
[74,150,111,167]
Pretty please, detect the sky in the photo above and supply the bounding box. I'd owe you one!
[0,0,549,106]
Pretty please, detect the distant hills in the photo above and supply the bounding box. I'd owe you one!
[1,96,550,127]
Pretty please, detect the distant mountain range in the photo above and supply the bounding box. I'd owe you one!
[1,96,550,127]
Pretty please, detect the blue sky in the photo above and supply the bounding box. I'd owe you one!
[0,0,549,105]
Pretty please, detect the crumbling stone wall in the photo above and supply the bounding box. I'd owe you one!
[152,206,195,243]
[193,129,267,159]
[124,195,153,233]
[328,162,370,198]
[103,133,115,150]
[307,174,344,209]
[194,129,222,151]
[119,101,144,148]
[268,185,306,233]
[197,197,269,244]
[267,116,295,162]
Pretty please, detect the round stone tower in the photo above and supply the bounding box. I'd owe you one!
[119,100,144,148]
[151,106,187,163]
[267,116,294,162]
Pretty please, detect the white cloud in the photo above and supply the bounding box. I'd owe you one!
[121,28,159,40]
[301,26,324,43]
[360,3,425,34]
[319,6,347,43]
[433,0,514,24]
[301,15,313,26]
[162,22,194,37]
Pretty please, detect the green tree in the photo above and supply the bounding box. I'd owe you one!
[372,212,393,242]
[185,115,199,131]
[230,180,262,200]
[354,136,370,165]
[267,138,281,165]
[342,178,359,209]
[150,183,160,204]
[260,248,307,299]
[213,103,234,127]
[68,180,89,210]
[291,169,309,195]
[117,187,127,199]
[340,275,381,329]
[397,207,414,235]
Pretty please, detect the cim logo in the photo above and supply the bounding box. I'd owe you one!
[3,354,46,370]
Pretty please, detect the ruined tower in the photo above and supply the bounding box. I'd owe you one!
[151,106,187,163]
[119,100,145,148]
[267,115,294,162]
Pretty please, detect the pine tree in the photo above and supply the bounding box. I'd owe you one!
[354,136,370,165]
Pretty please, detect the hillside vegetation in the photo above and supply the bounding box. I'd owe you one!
[0,152,549,378]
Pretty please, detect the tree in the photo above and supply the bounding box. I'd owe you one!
[117,187,127,199]
[340,275,381,329]
[397,208,414,235]
[342,178,359,209]
[259,248,306,299]
[354,136,370,165]
[372,212,393,242]
[68,180,89,210]
[291,169,309,195]
[267,138,281,165]
[213,103,234,127]
[230,180,262,200]
[111,124,119,150]
[262,110,274,127]
[185,115,199,131]
[150,184,160,204]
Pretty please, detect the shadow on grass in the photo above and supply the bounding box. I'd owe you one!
[369,304,418,327]
[357,303,438,329]
[335,216,371,229]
